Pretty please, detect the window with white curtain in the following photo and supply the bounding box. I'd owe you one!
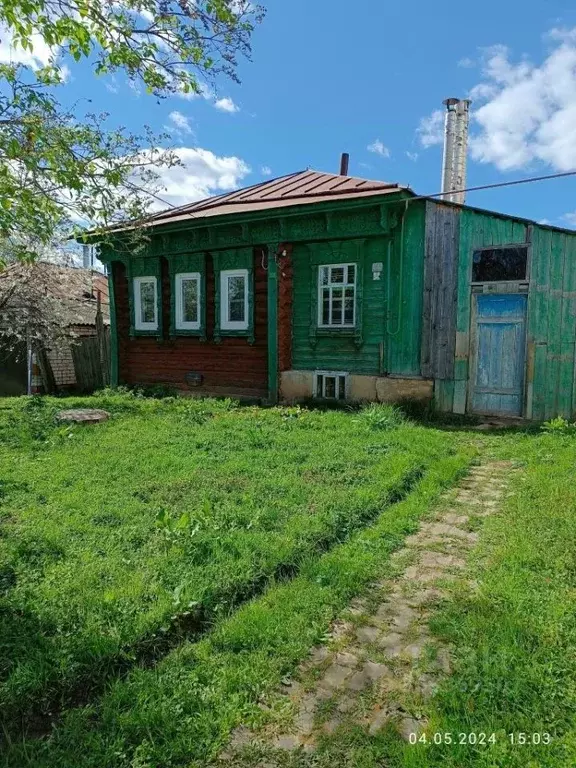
[175,272,201,330]
[220,269,249,330]
[134,276,158,331]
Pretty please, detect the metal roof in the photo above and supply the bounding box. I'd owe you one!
[146,170,410,227]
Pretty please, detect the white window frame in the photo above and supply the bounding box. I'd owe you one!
[314,370,348,400]
[134,276,158,331]
[175,272,201,330]
[318,263,356,328]
[221,269,249,331]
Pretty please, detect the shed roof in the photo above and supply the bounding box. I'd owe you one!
[146,170,410,227]
[0,263,109,326]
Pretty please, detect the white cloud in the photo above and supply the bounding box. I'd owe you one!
[148,147,250,210]
[458,57,475,68]
[105,77,120,94]
[417,109,445,148]
[176,81,213,102]
[176,86,240,114]
[261,165,272,176]
[406,151,419,162]
[538,218,552,225]
[563,211,576,226]
[214,97,240,113]
[168,110,193,134]
[0,22,56,69]
[367,139,390,158]
[468,34,576,171]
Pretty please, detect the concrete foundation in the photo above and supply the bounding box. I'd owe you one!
[280,370,314,401]
[280,370,433,405]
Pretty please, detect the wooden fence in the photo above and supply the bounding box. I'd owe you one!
[71,327,110,392]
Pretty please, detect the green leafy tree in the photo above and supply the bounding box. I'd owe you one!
[0,0,264,261]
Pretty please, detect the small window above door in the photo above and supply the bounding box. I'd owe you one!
[472,246,528,283]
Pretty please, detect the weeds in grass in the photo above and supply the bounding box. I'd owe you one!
[358,404,406,432]
[0,442,473,767]
[541,415,576,434]
[0,396,455,738]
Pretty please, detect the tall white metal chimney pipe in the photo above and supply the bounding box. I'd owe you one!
[452,99,471,205]
[440,98,471,204]
[441,98,459,202]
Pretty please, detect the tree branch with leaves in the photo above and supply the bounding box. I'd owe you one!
[0,0,264,261]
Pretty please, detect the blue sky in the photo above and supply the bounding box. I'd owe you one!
[5,0,576,227]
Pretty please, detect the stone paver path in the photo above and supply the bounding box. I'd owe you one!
[220,461,515,761]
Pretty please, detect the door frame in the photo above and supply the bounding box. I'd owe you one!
[467,285,529,417]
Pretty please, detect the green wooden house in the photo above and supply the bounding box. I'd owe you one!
[98,169,576,420]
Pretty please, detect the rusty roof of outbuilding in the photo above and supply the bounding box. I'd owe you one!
[0,263,109,326]
[146,170,410,227]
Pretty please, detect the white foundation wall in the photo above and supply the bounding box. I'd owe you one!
[280,370,434,404]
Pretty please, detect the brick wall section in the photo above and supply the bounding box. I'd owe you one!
[278,243,293,372]
[48,327,98,388]
[47,345,76,387]
[92,272,110,317]
[113,249,268,394]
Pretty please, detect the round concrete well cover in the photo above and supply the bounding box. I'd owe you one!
[56,409,110,424]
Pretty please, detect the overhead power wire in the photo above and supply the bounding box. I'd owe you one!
[413,169,576,203]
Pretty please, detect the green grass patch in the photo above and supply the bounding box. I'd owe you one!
[397,432,576,768]
[1,439,473,767]
[0,397,458,738]
[291,430,576,768]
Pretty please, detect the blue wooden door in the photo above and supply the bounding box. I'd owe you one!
[471,294,527,416]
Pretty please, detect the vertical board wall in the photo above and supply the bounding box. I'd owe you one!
[425,201,576,419]
[529,227,576,420]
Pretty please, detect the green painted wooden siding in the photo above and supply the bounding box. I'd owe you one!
[529,227,576,420]
[429,203,576,419]
[386,202,425,376]
[291,202,425,376]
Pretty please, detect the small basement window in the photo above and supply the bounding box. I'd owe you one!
[175,272,201,330]
[315,371,348,400]
[221,269,249,331]
[472,246,528,283]
[134,276,158,331]
[318,263,356,327]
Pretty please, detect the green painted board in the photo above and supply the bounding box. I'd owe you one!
[532,343,548,421]
[557,342,575,419]
[530,227,552,344]
[434,379,454,412]
[560,234,576,343]
[385,202,425,376]
[452,380,467,414]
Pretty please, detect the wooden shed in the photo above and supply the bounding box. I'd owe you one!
[421,200,576,420]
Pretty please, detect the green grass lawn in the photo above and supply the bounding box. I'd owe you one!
[232,427,576,768]
[2,395,576,768]
[0,394,471,766]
